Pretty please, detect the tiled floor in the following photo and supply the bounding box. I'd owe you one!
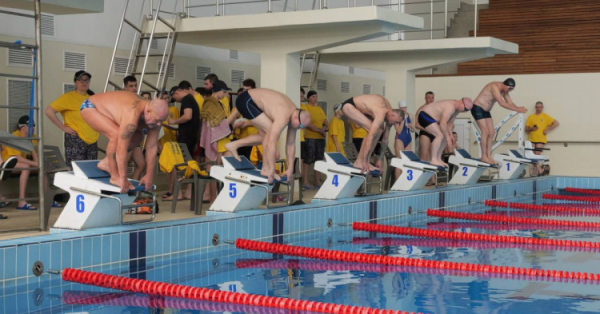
[0,188,321,241]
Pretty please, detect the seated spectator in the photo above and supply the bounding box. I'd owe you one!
[141,91,152,100]
[326,107,346,156]
[1,116,39,210]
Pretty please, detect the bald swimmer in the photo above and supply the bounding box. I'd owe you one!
[473,78,527,165]
[336,94,404,173]
[419,98,473,167]
[225,88,311,184]
[80,91,169,193]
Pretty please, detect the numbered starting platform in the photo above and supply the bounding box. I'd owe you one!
[524,141,550,162]
[493,149,537,180]
[209,156,289,212]
[314,153,382,200]
[448,149,498,185]
[53,161,155,230]
[390,151,446,191]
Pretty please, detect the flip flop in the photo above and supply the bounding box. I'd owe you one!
[161,192,173,199]
[0,156,18,181]
[51,201,63,208]
[17,203,37,211]
[303,185,315,190]
[0,201,12,209]
[0,214,7,220]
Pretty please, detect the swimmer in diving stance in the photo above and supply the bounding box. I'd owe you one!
[80,91,169,193]
[472,78,527,165]
[418,98,473,167]
[225,88,311,184]
[336,94,404,173]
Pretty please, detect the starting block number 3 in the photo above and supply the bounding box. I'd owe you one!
[76,195,85,213]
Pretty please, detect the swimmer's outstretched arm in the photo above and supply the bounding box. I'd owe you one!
[492,86,526,113]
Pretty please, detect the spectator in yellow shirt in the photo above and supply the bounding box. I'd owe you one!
[45,70,99,167]
[326,109,346,156]
[1,116,39,210]
[302,90,328,189]
[525,101,559,154]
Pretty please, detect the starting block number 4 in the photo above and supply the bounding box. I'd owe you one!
[332,175,339,187]
[229,183,237,198]
[76,195,85,213]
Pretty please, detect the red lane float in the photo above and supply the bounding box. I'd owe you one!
[63,291,312,314]
[61,268,418,314]
[235,238,600,281]
[236,258,597,284]
[352,222,600,250]
[352,237,598,253]
[485,210,590,218]
[426,221,599,232]
[565,187,600,195]
[543,193,600,203]
[427,209,600,229]
[485,200,600,215]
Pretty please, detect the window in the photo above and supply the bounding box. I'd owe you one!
[363,84,371,94]
[157,61,175,79]
[113,57,133,75]
[8,49,33,67]
[64,51,86,71]
[341,81,350,93]
[7,80,32,128]
[196,66,211,81]
[231,70,245,87]
[317,79,327,91]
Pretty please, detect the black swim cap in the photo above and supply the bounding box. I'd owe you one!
[503,78,516,87]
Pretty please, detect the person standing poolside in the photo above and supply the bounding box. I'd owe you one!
[394,100,414,179]
[416,91,435,162]
[525,101,559,154]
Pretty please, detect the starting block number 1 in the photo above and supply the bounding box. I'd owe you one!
[332,175,339,187]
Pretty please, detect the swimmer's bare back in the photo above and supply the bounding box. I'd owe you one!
[247,88,296,122]
[473,82,505,111]
[352,94,391,117]
[88,91,146,127]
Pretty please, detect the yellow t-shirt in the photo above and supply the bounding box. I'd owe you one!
[216,98,231,153]
[1,130,37,160]
[526,113,555,144]
[49,91,99,144]
[159,106,180,147]
[326,116,346,156]
[193,94,204,112]
[304,104,327,140]
[350,121,367,139]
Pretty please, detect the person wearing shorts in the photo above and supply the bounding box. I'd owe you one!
[302,91,327,189]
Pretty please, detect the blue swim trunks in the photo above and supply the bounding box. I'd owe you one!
[80,99,95,111]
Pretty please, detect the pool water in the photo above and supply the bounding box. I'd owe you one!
[11,191,600,314]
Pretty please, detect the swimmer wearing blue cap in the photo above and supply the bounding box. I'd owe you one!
[472,79,527,165]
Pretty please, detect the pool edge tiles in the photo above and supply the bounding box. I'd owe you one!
[0,176,561,286]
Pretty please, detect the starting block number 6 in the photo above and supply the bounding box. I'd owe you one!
[76,195,85,213]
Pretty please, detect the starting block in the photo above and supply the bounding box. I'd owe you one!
[390,151,446,191]
[53,161,155,230]
[314,153,382,200]
[449,149,498,185]
[524,141,550,162]
[494,150,537,180]
[209,156,285,212]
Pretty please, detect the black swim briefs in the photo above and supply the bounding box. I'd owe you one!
[340,97,356,110]
[418,111,437,129]
[235,90,263,120]
[419,130,435,142]
[470,104,492,121]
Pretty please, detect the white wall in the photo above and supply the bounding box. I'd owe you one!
[416,73,600,176]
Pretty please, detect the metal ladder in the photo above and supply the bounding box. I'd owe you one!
[104,0,181,96]
[300,51,321,90]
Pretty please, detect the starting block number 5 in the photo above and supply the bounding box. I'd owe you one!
[229,183,237,198]
[76,195,85,213]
